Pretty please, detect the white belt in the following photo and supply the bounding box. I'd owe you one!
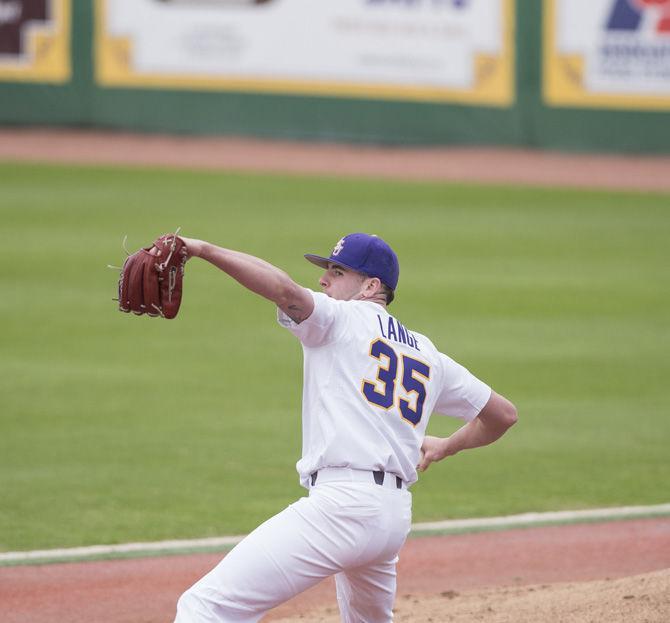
[310,467,406,490]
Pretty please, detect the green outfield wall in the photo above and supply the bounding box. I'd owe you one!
[0,1,668,152]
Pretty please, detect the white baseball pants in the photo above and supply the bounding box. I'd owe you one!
[174,469,412,623]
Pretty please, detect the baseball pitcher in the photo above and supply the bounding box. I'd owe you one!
[172,232,517,622]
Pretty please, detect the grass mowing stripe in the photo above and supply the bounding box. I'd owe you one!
[2,503,668,567]
[2,163,669,551]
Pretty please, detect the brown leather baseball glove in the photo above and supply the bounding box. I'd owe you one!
[117,232,187,319]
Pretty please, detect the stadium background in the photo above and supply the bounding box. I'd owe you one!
[2,0,670,150]
[1,1,669,622]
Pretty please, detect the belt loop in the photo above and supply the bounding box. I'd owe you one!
[373,471,385,486]
[310,472,317,486]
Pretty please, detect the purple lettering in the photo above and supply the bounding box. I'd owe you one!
[377,314,387,338]
[387,317,398,341]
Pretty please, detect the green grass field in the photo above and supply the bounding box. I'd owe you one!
[1,162,668,552]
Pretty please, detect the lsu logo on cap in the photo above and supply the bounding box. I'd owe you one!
[607,0,670,34]
[332,238,345,256]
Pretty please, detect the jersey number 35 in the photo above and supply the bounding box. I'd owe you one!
[362,339,430,427]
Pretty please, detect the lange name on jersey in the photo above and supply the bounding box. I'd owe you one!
[376,314,420,351]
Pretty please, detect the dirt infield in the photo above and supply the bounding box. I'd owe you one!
[2,519,669,622]
[1,128,669,192]
[2,127,669,621]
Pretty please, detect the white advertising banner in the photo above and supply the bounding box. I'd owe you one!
[544,0,670,110]
[96,0,514,105]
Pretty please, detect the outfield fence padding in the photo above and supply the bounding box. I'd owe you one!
[0,0,668,152]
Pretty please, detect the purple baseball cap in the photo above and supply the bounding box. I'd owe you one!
[304,233,399,290]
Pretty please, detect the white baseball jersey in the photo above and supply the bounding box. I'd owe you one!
[176,288,493,623]
[278,289,491,488]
